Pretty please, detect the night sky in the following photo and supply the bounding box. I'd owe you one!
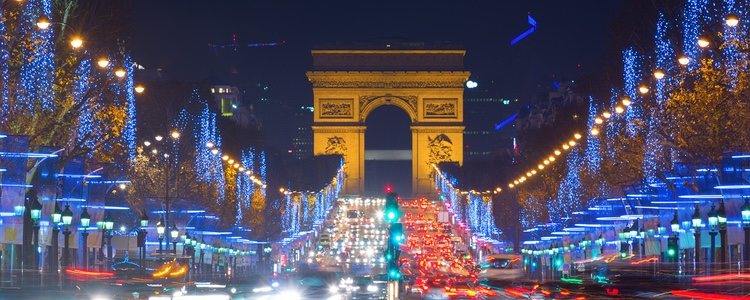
[132,0,624,104]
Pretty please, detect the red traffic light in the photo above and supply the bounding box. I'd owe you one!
[385,185,393,193]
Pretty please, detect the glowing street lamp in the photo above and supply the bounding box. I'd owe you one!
[52,204,62,224]
[97,58,110,68]
[678,55,690,66]
[114,68,126,78]
[621,98,632,106]
[170,225,179,240]
[653,69,666,80]
[726,13,740,27]
[30,198,42,222]
[742,198,750,223]
[70,36,83,49]
[692,205,702,228]
[80,208,91,228]
[698,37,710,48]
[670,211,680,233]
[140,213,149,228]
[61,204,73,226]
[638,84,650,94]
[35,15,51,29]
[134,85,145,94]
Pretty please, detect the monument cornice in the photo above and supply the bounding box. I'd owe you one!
[306,71,470,88]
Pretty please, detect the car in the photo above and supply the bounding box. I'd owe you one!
[349,276,383,300]
[282,271,344,300]
[224,276,277,299]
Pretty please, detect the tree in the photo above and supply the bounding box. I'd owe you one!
[658,59,750,169]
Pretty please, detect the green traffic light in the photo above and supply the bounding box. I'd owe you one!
[620,252,627,258]
[387,211,396,220]
[667,248,676,256]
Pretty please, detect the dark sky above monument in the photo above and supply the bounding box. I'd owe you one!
[133,0,624,103]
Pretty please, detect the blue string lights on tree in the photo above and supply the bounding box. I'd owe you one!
[18,0,54,111]
[0,16,9,121]
[73,58,93,149]
[194,101,225,203]
[722,0,748,87]
[644,13,676,183]
[260,151,267,197]
[583,97,601,174]
[622,47,642,137]
[553,148,582,223]
[241,149,255,209]
[123,55,137,161]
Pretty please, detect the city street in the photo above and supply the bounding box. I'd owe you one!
[3,0,750,298]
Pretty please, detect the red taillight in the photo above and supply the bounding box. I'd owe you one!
[606,288,620,295]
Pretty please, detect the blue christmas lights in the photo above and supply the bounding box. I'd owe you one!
[622,48,642,137]
[553,148,582,222]
[0,16,8,121]
[18,0,54,111]
[123,55,137,161]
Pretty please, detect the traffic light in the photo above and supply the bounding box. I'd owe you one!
[387,260,401,280]
[384,192,400,223]
[620,241,628,258]
[389,223,404,246]
[667,236,678,262]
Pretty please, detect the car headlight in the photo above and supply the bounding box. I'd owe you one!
[367,285,379,292]
[273,290,301,300]
[329,286,340,294]
[253,286,273,293]
[230,287,237,294]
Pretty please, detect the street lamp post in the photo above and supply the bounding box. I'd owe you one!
[49,204,62,271]
[138,213,149,271]
[708,204,718,268]
[170,225,179,255]
[692,205,702,271]
[28,194,43,270]
[670,212,680,263]
[718,200,728,266]
[104,213,114,270]
[157,219,166,260]
[80,208,91,269]
[742,198,750,263]
[61,204,73,267]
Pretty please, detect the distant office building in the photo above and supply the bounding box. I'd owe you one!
[463,96,522,161]
[210,85,241,116]
[290,106,314,160]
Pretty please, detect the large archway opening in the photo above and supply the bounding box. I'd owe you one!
[364,105,412,196]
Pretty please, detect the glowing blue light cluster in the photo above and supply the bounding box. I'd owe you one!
[604,88,621,160]
[583,97,601,174]
[123,55,137,160]
[644,13,675,183]
[260,151,267,197]
[73,59,93,150]
[432,170,500,237]
[193,100,225,203]
[553,148,582,222]
[622,48,642,137]
[241,149,255,209]
[722,0,748,87]
[235,167,251,225]
[0,16,8,120]
[683,0,703,71]
[18,0,54,111]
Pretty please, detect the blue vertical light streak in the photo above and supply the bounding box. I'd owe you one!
[123,55,137,161]
[0,16,8,120]
[723,0,748,87]
[584,97,601,174]
[260,151,267,197]
[73,59,93,150]
[683,0,703,71]
[553,148,582,222]
[622,48,642,137]
[18,0,54,111]
[605,88,620,160]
